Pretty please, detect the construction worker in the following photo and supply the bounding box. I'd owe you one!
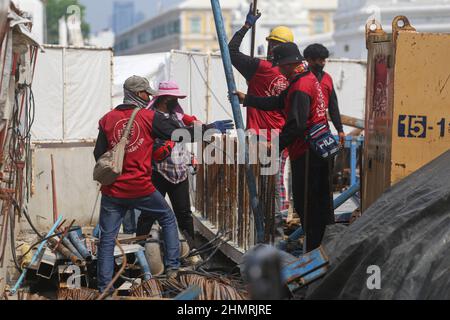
[94,76,181,292]
[228,4,294,240]
[234,43,337,252]
[304,44,345,146]
[136,80,234,243]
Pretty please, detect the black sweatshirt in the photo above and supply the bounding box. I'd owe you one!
[229,26,261,81]
[244,88,310,152]
[230,26,344,134]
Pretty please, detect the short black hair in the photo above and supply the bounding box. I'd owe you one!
[303,44,330,60]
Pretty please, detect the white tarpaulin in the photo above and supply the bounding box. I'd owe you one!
[31,46,113,141]
[113,52,170,107]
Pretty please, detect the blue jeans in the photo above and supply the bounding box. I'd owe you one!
[97,192,180,292]
[122,209,142,234]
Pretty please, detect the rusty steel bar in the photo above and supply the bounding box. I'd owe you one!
[50,154,58,224]
[47,237,83,266]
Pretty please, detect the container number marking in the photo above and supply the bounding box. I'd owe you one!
[398,115,449,139]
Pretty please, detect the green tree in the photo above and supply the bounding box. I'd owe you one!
[45,0,90,44]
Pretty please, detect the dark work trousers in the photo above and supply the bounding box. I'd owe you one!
[291,150,335,252]
[136,171,195,239]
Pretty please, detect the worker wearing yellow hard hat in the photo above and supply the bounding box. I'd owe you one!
[228,4,296,244]
[266,26,295,60]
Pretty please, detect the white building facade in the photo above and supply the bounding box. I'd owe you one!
[234,0,337,56]
[333,0,450,60]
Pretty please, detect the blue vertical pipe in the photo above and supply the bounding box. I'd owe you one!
[10,215,63,295]
[135,250,152,281]
[350,139,357,186]
[210,0,265,243]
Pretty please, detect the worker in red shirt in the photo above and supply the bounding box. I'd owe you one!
[229,5,297,240]
[94,76,181,292]
[304,44,345,146]
[235,43,339,252]
[94,77,233,292]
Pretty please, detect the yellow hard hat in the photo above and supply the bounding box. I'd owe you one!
[266,26,294,43]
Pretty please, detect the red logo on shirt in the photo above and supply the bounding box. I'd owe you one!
[265,75,289,96]
[315,81,327,118]
[112,119,144,153]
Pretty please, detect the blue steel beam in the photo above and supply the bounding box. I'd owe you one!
[210,0,265,243]
[334,183,360,210]
[281,247,329,283]
[10,215,64,295]
[287,266,329,292]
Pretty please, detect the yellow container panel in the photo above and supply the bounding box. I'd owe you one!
[391,33,450,184]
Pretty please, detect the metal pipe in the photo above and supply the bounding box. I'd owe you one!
[210,0,265,243]
[328,113,365,129]
[10,215,63,295]
[135,249,152,281]
[334,183,361,210]
[350,140,358,186]
[68,231,92,261]
[250,0,258,58]
[48,237,83,266]
[61,236,83,259]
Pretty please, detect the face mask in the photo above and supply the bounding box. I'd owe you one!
[167,99,178,111]
[142,93,151,102]
[311,64,325,73]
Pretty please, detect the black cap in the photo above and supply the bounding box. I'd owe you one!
[272,42,304,67]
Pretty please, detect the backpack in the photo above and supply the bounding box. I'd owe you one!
[93,108,141,186]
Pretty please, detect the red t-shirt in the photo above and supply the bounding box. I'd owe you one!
[98,107,156,199]
[285,72,328,160]
[246,60,288,141]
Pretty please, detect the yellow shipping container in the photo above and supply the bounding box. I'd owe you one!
[363,16,450,211]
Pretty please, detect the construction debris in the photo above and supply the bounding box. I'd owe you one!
[131,274,248,300]
[57,288,98,301]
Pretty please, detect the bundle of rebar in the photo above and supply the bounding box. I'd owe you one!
[179,274,248,300]
[130,279,163,299]
[195,134,277,249]
[129,273,248,301]
[57,288,99,300]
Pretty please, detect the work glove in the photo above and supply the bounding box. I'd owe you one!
[153,139,176,162]
[245,3,261,27]
[208,120,235,134]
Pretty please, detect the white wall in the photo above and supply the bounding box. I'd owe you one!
[24,144,100,230]
[31,46,113,142]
